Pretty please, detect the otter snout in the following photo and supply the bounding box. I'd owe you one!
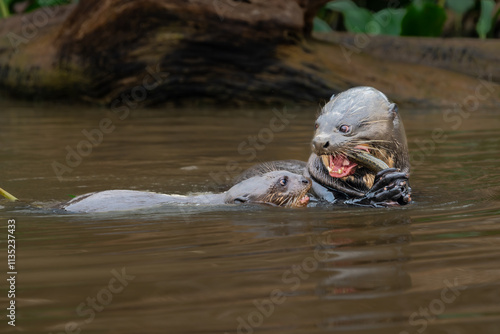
[312,133,350,155]
[312,135,333,154]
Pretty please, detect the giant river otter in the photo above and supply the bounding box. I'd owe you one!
[235,86,411,207]
[308,86,411,206]
[61,171,311,213]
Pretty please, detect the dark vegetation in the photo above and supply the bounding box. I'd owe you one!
[0,0,76,17]
[315,0,500,38]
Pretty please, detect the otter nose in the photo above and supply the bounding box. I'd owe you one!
[312,136,330,152]
[301,177,310,185]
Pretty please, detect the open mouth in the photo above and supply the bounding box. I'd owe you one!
[321,145,369,178]
[292,181,312,207]
[297,195,310,207]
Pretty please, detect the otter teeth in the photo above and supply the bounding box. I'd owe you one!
[326,166,345,174]
[321,155,330,169]
[328,167,345,174]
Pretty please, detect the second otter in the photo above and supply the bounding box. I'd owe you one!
[61,171,311,213]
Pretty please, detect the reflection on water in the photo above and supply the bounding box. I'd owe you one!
[1,100,500,334]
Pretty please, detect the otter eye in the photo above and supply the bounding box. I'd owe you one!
[279,177,288,186]
[339,124,350,133]
[314,123,319,130]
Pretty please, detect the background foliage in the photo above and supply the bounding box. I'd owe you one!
[314,0,500,38]
[0,0,76,18]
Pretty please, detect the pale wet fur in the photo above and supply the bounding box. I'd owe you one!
[61,171,311,213]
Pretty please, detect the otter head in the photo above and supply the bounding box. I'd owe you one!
[310,87,409,194]
[225,171,311,207]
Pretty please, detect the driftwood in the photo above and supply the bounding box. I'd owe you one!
[0,0,499,107]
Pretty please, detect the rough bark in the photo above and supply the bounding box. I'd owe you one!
[0,0,499,108]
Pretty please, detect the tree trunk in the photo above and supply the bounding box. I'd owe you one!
[0,0,499,108]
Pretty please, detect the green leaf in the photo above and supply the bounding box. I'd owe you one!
[373,8,406,36]
[401,1,447,37]
[0,1,9,17]
[324,0,373,33]
[313,17,334,32]
[343,8,373,33]
[446,0,475,15]
[324,0,358,13]
[476,0,495,39]
[324,0,406,36]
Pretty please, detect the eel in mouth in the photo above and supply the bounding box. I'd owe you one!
[320,145,389,178]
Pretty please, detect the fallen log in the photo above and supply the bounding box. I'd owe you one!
[0,0,499,107]
[317,32,500,85]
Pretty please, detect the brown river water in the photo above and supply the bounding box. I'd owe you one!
[1,99,500,334]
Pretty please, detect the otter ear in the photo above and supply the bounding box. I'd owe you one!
[389,103,398,120]
[233,196,249,204]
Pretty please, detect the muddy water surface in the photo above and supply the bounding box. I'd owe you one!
[1,100,500,334]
